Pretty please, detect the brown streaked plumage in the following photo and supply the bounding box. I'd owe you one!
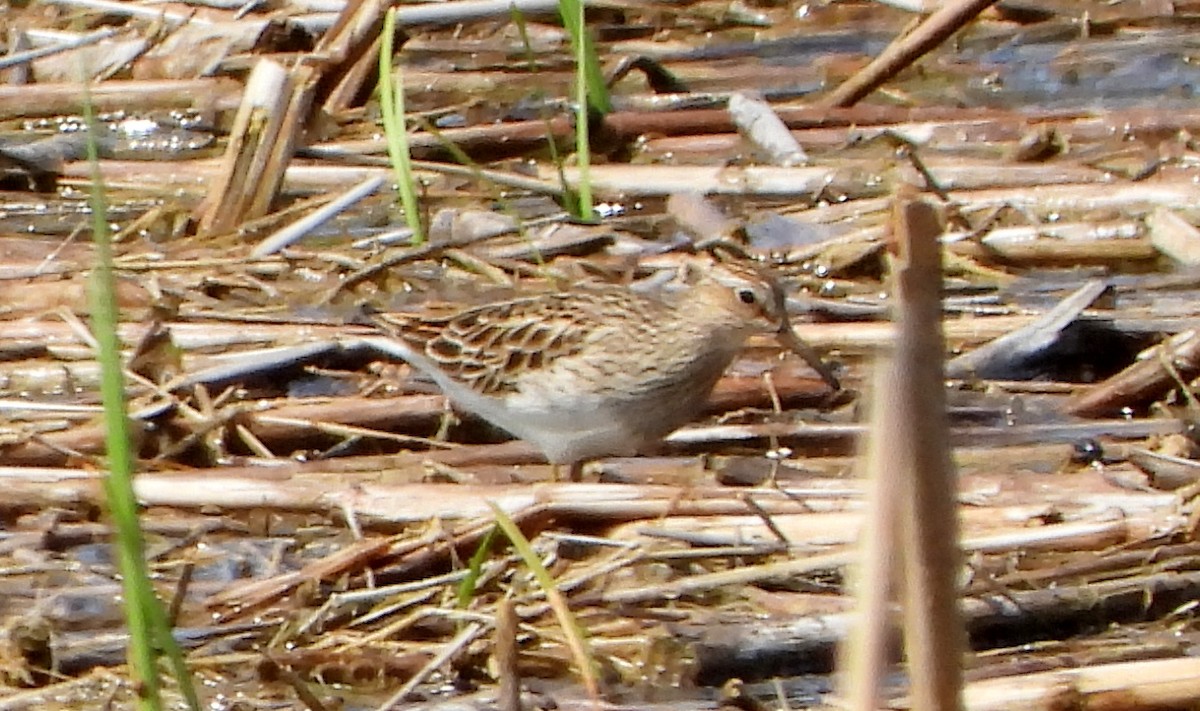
[371,259,839,480]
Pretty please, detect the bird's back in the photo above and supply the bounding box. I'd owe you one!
[373,268,775,463]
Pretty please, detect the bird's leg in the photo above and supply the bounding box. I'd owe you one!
[551,462,585,481]
[434,401,459,442]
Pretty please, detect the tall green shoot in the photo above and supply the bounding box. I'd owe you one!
[456,526,499,611]
[82,87,199,710]
[486,502,599,698]
[556,0,609,221]
[379,8,425,243]
[556,0,610,116]
[510,7,578,216]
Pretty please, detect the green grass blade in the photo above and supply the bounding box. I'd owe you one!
[82,83,200,711]
[456,526,499,610]
[485,502,599,698]
[411,117,548,267]
[555,0,602,219]
[555,0,610,115]
[509,5,583,220]
[570,0,594,220]
[379,7,425,244]
[83,101,163,711]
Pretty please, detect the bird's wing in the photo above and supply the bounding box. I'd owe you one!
[375,293,594,395]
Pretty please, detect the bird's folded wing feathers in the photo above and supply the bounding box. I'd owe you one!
[372,295,594,395]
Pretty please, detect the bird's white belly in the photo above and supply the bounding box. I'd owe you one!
[419,340,734,464]
[491,390,647,463]
[422,373,639,462]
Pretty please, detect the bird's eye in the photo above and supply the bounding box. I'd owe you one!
[737,289,757,305]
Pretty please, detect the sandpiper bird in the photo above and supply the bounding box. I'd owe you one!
[370,258,839,480]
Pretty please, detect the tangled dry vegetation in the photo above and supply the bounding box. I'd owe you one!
[6,0,1200,708]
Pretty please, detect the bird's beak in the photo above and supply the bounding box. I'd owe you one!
[775,320,840,391]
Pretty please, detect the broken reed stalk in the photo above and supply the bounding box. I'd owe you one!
[838,310,902,708]
[839,194,965,711]
[894,197,964,711]
[495,598,521,711]
[197,58,292,235]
